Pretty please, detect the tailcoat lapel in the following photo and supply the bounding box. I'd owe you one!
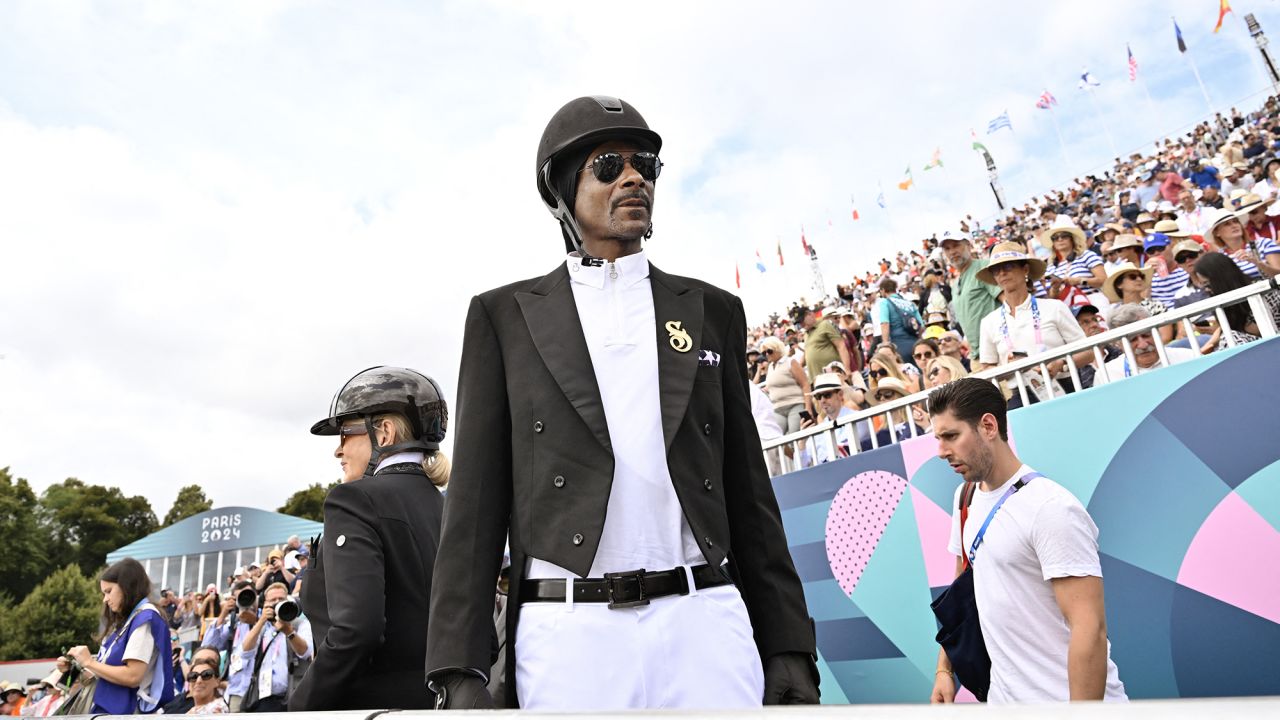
[515,264,612,453]
[649,264,703,452]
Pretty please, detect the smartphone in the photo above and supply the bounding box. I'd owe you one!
[1011,351,1029,359]
[798,410,813,422]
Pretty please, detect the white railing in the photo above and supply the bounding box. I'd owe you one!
[762,277,1280,476]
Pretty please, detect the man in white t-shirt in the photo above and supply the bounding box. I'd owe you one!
[926,378,1126,704]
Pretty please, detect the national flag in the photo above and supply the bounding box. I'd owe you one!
[876,183,886,208]
[1078,69,1101,89]
[755,249,766,273]
[850,193,860,220]
[1175,19,1187,53]
[776,237,784,267]
[986,111,1012,134]
[800,226,811,256]
[1215,0,1232,33]
[923,147,943,171]
[1035,90,1058,109]
[735,262,740,289]
[1127,44,1138,82]
[897,165,914,190]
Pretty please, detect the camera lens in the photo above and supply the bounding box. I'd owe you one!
[275,599,300,624]
[235,588,257,609]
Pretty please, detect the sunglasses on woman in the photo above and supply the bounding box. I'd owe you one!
[581,152,663,184]
[870,368,889,379]
[913,350,936,361]
[187,670,217,682]
[1175,252,1201,264]
[874,390,900,401]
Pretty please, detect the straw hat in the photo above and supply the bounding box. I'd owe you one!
[1171,239,1205,260]
[976,242,1047,285]
[1234,192,1266,215]
[1038,220,1088,254]
[812,373,843,395]
[1134,212,1156,225]
[1153,218,1190,238]
[872,376,909,398]
[1109,234,1145,253]
[1205,207,1243,245]
[1102,262,1156,303]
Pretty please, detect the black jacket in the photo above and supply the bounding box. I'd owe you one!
[425,262,815,706]
[288,464,443,711]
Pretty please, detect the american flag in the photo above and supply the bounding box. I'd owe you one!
[1127,44,1138,82]
[1035,90,1058,109]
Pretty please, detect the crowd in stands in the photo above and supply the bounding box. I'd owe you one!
[749,98,1280,467]
[16,536,314,716]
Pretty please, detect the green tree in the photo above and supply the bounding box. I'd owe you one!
[0,467,54,600]
[40,479,158,577]
[0,564,99,661]
[277,481,338,522]
[163,484,213,527]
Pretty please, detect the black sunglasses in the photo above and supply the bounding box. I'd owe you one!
[913,351,936,360]
[582,152,663,184]
[870,368,889,379]
[187,670,216,682]
[874,390,900,401]
[1175,252,1201,264]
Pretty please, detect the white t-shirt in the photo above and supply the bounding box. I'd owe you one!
[1096,347,1198,384]
[978,295,1085,368]
[947,465,1127,703]
[120,621,157,699]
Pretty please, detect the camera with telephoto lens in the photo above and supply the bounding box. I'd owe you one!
[235,587,257,610]
[274,598,301,624]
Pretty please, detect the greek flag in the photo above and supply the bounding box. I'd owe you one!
[1078,70,1101,89]
[986,111,1012,134]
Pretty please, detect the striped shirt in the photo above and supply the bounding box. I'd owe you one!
[1150,267,1188,306]
[1232,238,1279,280]
[1046,250,1104,282]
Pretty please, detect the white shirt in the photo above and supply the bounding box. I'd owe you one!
[1176,207,1210,236]
[748,383,783,441]
[978,295,1084,367]
[1096,347,1198,384]
[798,406,870,467]
[947,465,1127,703]
[528,251,701,579]
[376,451,424,472]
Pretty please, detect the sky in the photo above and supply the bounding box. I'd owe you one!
[2,0,1278,515]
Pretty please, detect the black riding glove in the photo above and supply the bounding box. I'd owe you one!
[432,670,494,710]
[762,652,821,705]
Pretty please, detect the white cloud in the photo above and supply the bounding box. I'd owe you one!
[1,0,1277,513]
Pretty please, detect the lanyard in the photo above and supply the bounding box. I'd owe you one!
[1123,356,1132,378]
[999,297,1042,352]
[98,599,150,661]
[967,471,1042,565]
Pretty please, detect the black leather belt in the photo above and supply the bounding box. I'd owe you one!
[521,564,731,609]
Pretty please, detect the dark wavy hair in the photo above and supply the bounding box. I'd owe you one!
[98,558,154,642]
[1193,252,1254,333]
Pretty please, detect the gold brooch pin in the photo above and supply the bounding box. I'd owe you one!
[665,320,693,352]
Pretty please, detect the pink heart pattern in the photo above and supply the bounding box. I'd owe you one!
[825,470,909,597]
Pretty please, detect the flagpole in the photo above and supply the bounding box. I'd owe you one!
[1176,16,1215,114]
[1138,74,1158,118]
[1046,104,1072,169]
[1084,86,1119,158]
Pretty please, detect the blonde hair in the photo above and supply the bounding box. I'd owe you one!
[373,412,450,489]
[759,337,786,357]
[926,355,968,387]
[868,350,909,389]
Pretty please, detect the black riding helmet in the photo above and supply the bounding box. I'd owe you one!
[536,96,663,255]
[311,366,448,478]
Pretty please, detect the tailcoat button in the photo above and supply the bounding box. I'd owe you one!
[553,475,565,488]
[704,478,713,491]
[572,533,584,546]
[703,423,712,435]
[533,421,544,433]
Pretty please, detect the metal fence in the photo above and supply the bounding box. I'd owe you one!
[762,277,1280,476]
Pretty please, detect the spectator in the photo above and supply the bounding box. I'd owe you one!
[160,646,224,715]
[1241,194,1280,244]
[911,338,941,371]
[872,345,924,393]
[1158,168,1186,202]
[796,305,851,381]
[937,330,972,371]
[836,308,865,372]
[1201,184,1225,209]
[1169,240,1211,307]
[798,373,868,465]
[1205,206,1280,279]
[925,355,968,389]
[1108,234,1144,268]
[1041,220,1106,300]
[1194,252,1280,347]
[183,658,228,715]
[1094,304,1199,384]
[0,685,25,716]
[874,278,925,362]
[759,336,813,437]
[62,558,176,715]
[863,377,924,449]
[942,234,1001,351]
[255,549,295,593]
[1102,262,1173,343]
[976,243,1085,405]
[23,671,67,717]
[1175,189,1210,236]
[1186,158,1220,190]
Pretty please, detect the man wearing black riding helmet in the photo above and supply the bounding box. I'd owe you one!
[427,96,818,710]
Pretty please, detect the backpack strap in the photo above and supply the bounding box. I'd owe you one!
[958,482,978,571]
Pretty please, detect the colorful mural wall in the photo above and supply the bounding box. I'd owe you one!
[771,337,1280,703]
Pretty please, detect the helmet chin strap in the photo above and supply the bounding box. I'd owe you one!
[360,416,440,479]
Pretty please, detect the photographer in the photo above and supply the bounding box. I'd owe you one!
[238,582,311,713]
[62,557,176,714]
[254,549,295,593]
[200,580,257,711]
